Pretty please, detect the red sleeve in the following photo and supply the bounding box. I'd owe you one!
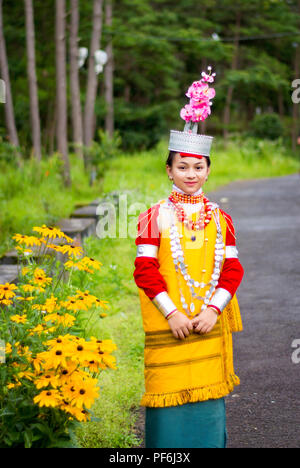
[133,205,167,299]
[215,210,244,296]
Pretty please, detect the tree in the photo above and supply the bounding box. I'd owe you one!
[69,0,84,162]
[55,0,71,186]
[83,0,103,147]
[104,0,114,137]
[24,0,42,162]
[0,0,21,165]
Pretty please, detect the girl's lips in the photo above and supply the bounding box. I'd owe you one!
[185,181,197,185]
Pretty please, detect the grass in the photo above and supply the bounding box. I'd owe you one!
[1,136,299,447]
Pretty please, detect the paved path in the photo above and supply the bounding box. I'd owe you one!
[210,174,300,448]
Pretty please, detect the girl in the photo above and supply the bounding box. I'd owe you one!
[133,70,244,448]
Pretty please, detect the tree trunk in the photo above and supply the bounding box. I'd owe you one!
[0,0,21,165]
[24,0,42,162]
[104,0,114,137]
[55,0,71,186]
[83,0,103,147]
[69,0,84,161]
[223,9,241,141]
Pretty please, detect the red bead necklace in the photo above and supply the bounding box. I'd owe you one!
[168,191,213,231]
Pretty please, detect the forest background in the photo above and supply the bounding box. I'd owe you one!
[0,0,300,448]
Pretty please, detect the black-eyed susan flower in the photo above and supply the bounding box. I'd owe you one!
[70,377,99,409]
[95,299,109,309]
[58,244,83,258]
[64,406,90,422]
[0,283,18,300]
[80,256,102,270]
[33,389,61,408]
[21,284,36,294]
[39,347,69,369]
[10,314,27,324]
[67,338,95,365]
[32,224,66,241]
[44,312,76,328]
[64,259,90,272]
[12,233,43,246]
[29,324,47,336]
[33,268,52,288]
[34,372,60,389]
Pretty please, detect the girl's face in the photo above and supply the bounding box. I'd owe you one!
[166,153,210,195]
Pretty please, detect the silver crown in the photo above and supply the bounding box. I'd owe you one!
[168,129,213,157]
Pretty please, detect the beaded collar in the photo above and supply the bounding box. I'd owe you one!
[168,190,204,205]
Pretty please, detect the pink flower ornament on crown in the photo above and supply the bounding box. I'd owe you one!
[180,66,216,132]
[168,67,216,158]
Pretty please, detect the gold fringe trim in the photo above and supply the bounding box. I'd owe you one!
[140,374,240,408]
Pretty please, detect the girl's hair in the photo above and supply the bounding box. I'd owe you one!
[166,151,211,168]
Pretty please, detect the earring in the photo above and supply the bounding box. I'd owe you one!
[169,176,173,181]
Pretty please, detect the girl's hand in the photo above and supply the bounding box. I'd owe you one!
[191,307,218,334]
[168,311,193,340]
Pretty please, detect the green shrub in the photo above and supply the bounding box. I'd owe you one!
[249,113,284,140]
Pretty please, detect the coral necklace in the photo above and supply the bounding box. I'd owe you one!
[168,190,213,231]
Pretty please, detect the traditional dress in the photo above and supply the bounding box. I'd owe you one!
[133,187,244,448]
[133,69,244,448]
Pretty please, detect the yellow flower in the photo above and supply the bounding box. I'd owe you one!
[15,295,34,302]
[100,313,107,318]
[64,259,90,272]
[0,283,18,300]
[35,295,60,314]
[29,324,47,336]
[95,298,110,309]
[80,256,102,270]
[63,405,90,422]
[21,284,36,293]
[7,382,21,389]
[33,389,61,408]
[68,338,96,365]
[33,268,52,287]
[34,372,60,389]
[58,244,83,258]
[17,369,35,381]
[69,377,99,409]
[5,342,12,354]
[32,356,44,373]
[32,224,67,241]
[0,299,13,306]
[39,347,69,369]
[11,314,27,324]
[44,312,76,327]
[13,233,43,246]
[90,337,117,353]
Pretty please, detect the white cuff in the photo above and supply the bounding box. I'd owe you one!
[136,244,158,259]
[152,292,177,318]
[209,288,232,313]
[225,246,239,259]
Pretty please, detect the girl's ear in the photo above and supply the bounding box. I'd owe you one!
[166,165,172,180]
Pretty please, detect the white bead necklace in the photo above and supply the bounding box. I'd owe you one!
[169,206,224,316]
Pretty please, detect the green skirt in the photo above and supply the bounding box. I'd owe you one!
[145,398,227,448]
